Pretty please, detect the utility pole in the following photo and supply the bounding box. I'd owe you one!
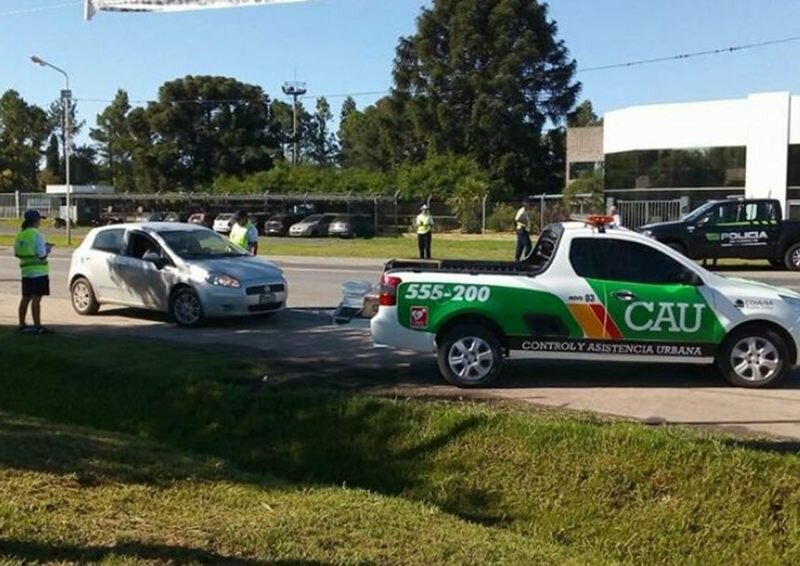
[31,56,72,244]
[281,81,307,165]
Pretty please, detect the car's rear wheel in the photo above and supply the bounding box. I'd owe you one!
[717,325,791,388]
[170,287,204,327]
[784,244,800,270]
[437,325,504,388]
[70,277,99,315]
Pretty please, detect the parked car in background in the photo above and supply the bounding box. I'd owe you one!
[69,223,287,327]
[250,212,269,236]
[289,214,337,237]
[264,213,306,237]
[135,212,164,223]
[163,212,188,222]
[213,213,236,234]
[328,214,375,238]
[188,212,215,228]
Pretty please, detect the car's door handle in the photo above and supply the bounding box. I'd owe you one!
[613,290,637,302]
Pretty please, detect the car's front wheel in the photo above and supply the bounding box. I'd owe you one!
[717,325,791,387]
[437,325,504,388]
[70,277,100,315]
[170,287,204,327]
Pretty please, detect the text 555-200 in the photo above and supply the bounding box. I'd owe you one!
[404,284,491,302]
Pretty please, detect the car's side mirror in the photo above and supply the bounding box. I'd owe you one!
[142,251,165,269]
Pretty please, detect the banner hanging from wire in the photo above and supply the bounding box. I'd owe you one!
[85,0,310,20]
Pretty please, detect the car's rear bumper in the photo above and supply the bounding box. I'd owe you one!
[371,306,436,353]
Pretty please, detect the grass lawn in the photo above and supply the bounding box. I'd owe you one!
[2,330,800,564]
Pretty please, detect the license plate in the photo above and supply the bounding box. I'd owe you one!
[259,293,273,305]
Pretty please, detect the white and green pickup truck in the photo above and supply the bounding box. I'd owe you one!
[341,219,800,389]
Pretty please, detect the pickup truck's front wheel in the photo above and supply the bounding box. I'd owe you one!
[784,244,800,271]
[437,325,504,388]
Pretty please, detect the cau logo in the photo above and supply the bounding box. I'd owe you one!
[624,302,706,333]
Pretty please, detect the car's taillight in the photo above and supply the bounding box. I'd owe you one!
[379,274,402,306]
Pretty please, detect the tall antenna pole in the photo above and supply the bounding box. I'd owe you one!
[282,81,307,165]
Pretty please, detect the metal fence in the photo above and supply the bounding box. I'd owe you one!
[0,189,678,233]
[617,199,682,229]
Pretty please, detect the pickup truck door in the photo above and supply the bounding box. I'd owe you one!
[569,237,723,355]
[693,201,778,259]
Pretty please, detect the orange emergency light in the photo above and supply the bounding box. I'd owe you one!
[571,214,615,232]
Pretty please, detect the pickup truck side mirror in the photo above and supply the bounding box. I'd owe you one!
[142,251,165,270]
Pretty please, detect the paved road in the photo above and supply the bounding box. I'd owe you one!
[2,249,800,440]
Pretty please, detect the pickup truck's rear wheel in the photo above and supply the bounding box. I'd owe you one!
[717,325,790,388]
[437,325,503,388]
[784,244,800,271]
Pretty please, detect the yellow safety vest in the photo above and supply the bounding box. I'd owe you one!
[14,228,49,278]
[416,213,433,235]
[515,207,530,232]
[229,222,255,249]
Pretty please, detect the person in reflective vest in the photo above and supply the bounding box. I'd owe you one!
[229,210,259,255]
[416,204,434,259]
[514,198,533,262]
[14,210,53,334]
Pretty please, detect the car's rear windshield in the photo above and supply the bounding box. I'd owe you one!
[303,215,322,222]
[158,229,248,259]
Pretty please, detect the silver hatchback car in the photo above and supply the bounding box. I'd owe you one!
[68,223,287,326]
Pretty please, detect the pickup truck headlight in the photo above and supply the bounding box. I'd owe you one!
[641,229,654,238]
[206,273,241,288]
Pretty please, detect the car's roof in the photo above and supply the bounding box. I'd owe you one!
[95,222,212,233]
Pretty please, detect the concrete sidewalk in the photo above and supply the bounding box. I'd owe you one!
[3,290,800,441]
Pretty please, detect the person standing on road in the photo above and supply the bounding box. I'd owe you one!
[416,204,434,259]
[514,198,533,262]
[14,210,53,334]
[229,211,259,255]
[609,205,623,228]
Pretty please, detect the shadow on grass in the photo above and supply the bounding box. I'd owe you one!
[0,539,321,565]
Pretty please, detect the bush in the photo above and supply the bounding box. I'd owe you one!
[486,203,517,232]
[563,170,604,214]
[446,176,490,233]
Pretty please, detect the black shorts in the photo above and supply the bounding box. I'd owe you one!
[21,276,50,297]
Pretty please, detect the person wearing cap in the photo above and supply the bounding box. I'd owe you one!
[514,198,533,262]
[229,211,259,255]
[415,204,434,259]
[14,210,53,334]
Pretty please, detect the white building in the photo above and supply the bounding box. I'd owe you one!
[566,92,800,224]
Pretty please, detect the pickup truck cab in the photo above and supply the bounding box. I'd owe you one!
[357,219,800,389]
[638,199,800,269]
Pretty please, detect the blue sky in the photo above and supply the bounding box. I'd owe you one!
[2,0,800,138]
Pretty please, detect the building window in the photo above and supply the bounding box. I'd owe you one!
[788,145,800,187]
[568,161,602,180]
[605,147,746,190]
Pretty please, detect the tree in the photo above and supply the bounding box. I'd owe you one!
[44,134,61,179]
[48,97,84,175]
[307,96,339,166]
[269,98,313,165]
[338,97,409,171]
[568,99,601,127]
[91,89,135,192]
[390,0,580,193]
[0,90,50,192]
[142,76,278,191]
[340,96,357,122]
[562,169,604,214]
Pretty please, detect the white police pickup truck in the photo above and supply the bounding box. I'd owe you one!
[341,218,800,389]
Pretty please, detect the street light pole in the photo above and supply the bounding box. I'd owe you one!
[31,56,72,245]
[281,81,307,165]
